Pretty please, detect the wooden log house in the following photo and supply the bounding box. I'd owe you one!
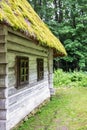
[0,0,66,129]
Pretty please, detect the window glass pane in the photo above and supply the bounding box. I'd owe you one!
[37,59,44,81]
[26,75,28,81]
[21,76,24,82]
[17,56,29,87]
[25,61,28,67]
[21,61,24,67]
[26,69,28,74]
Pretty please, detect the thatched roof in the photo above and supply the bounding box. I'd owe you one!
[0,0,67,56]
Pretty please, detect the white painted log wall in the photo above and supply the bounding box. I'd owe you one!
[6,30,51,129]
[7,52,48,89]
[48,48,55,95]
[8,82,50,129]
[0,25,9,130]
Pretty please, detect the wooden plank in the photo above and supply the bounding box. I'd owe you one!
[7,31,48,52]
[7,52,15,68]
[0,76,6,88]
[48,49,54,95]
[0,30,5,35]
[8,81,49,105]
[0,110,8,120]
[0,26,9,130]
[0,30,6,36]
[0,41,7,90]
[0,53,6,63]
[0,35,5,43]
[29,72,48,79]
[7,50,47,69]
[0,43,6,52]
[7,65,48,88]
[0,58,7,93]
[7,41,48,57]
[8,86,50,130]
[8,61,15,68]
[0,88,8,98]
[0,64,6,75]
[0,24,8,35]
[29,79,37,84]
[29,77,48,84]
[7,49,49,90]
[8,74,16,88]
[0,99,8,109]
[0,120,8,130]
[8,77,48,96]
[0,25,4,30]
[8,27,32,40]
[8,84,50,114]
[8,68,15,75]
[7,52,48,69]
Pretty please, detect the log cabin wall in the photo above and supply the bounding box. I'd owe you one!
[48,48,54,95]
[0,25,9,130]
[6,27,51,129]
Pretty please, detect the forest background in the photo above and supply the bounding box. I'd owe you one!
[28,0,87,71]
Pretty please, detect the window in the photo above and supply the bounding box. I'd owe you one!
[37,58,44,81]
[16,56,29,87]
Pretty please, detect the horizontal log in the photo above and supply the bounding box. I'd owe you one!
[0,110,8,120]
[0,64,6,75]
[8,87,16,97]
[8,68,15,75]
[8,84,50,114]
[7,51,48,68]
[0,25,4,30]
[8,88,50,130]
[8,28,29,39]
[0,25,8,35]
[0,63,7,65]
[8,77,16,88]
[0,43,6,53]
[7,41,48,57]
[0,30,5,35]
[7,32,48,52]
[29,73,48,80]
[8,81,49,105]
[0,99,8,109]
[7,73,48,86]
[0,35,5,43]
[0,53,7,63]
[29,79,37,85]
[7,71,48,88]
[0,88,8,98]
[0,76,6,88]
[8,68,48,77]
[7,52,15,67]
[0,120,8,130]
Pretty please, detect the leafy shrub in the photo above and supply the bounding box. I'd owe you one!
[53,69,87,87]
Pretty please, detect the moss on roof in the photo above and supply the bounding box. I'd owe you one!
[0,0,67,56]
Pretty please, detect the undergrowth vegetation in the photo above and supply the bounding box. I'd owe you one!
[54,69,87,87]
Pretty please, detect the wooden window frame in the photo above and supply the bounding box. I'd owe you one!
[16,56,29,88]
[37,58,44,81]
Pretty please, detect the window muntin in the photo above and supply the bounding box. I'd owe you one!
[16,56,29,87]
[37,58,44,81]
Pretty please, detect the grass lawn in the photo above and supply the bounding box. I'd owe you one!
[14,87,87,130]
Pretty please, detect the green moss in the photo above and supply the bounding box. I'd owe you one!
[0,0,67,56]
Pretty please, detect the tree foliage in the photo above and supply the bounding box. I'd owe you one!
[28,0,87,71]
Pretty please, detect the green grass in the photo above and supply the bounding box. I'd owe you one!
[14,87,87,130]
